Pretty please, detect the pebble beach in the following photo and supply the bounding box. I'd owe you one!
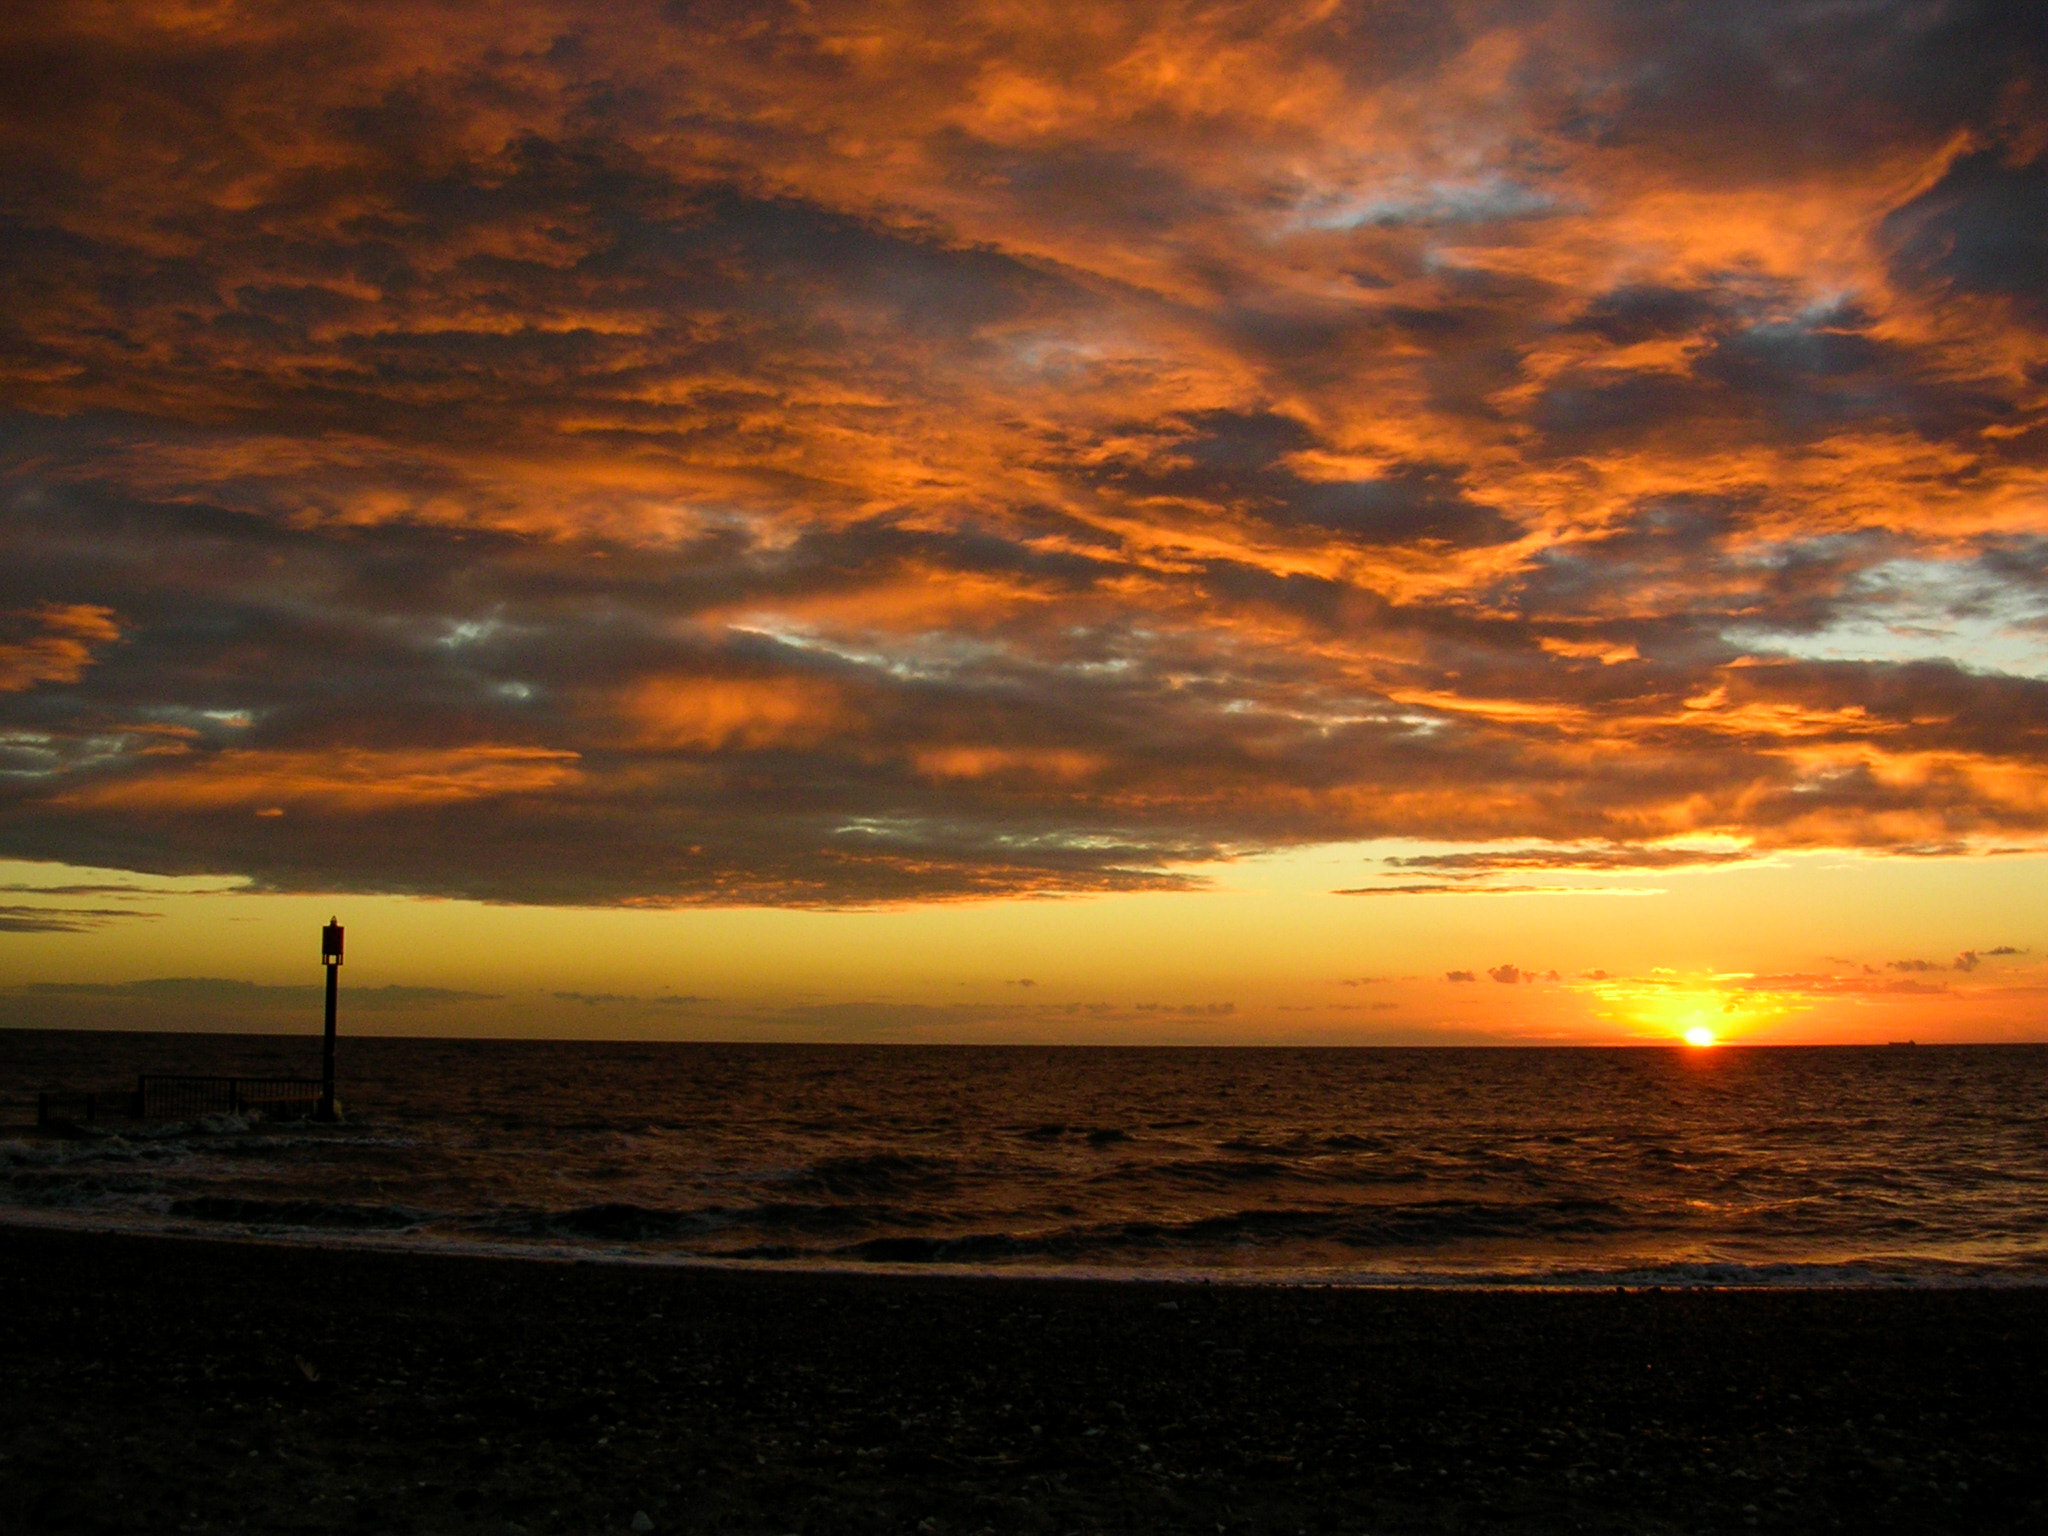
[5,1225,2046,1535]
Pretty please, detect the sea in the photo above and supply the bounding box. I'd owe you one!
[4,1031,2045,1286]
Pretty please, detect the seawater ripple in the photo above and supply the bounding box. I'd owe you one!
[3,1034,2045,1282]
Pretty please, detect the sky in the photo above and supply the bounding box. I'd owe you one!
[1,0,2045,1045]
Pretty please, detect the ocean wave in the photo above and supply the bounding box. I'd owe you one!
[9,1036,2047,1280]
[478,1197,949,1243]
[0,1137,179,1168]
[167,1196,424,1230]
[1148,1157,1290,1186]
[483,1202,732,1241]
[785,1152,958,1196]
[1012,1123,1137,1147]
[836,1195,1632,1264]
[1113,1155,1427,1192]
[743,1199,940,1233]
[2,1174,165,1208]
[842,1232,1051,1263]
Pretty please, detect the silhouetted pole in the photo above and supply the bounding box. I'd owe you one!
[319,917,343,1122]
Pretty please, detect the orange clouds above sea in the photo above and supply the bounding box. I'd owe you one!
[0,0,2044,1036]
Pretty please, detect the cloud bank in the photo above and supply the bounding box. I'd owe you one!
[1,0,2045,906]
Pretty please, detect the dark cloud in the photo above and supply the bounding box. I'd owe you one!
[1383,845,1751,877]
[0,0,2042,905]
[1548,0,2047,174]
[1090,410,1521,550]
[1834,977,1953,996]
[1735,967,1989,997]
[1565,284,1723,346]
[12,978,498,1010]
[1334,882,1654,896]
[0,882,183,895]
[1885,147,2048,327]
[0,903,157,933]
[1942,947,2023,972]
[553,991,712,1007]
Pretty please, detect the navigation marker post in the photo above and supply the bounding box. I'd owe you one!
[319,917,343,1122]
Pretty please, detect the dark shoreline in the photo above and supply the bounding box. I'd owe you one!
[6,1225,2046,1535]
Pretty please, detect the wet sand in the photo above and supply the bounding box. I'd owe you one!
[3,1225,2044,1534]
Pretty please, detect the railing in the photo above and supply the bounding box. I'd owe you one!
[35,1075,325,1128]
[136,1074,324,1120]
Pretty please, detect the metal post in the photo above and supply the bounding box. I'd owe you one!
[319,917,344,1123]
[320,963,337,1120]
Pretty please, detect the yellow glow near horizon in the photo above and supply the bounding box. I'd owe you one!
[1580,974,1802,1044]
[0,850,2044,1044]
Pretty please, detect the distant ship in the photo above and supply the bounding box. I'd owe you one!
[1886,1039,1918,1047]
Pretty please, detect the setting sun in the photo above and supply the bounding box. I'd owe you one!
[1684,1026,1719,1048]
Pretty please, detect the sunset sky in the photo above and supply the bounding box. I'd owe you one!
[2,0,2045,1044]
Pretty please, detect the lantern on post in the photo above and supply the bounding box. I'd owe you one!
[318,918,343,1122]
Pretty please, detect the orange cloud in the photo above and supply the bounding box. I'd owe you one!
[0,605,119,691]
[0,0,2044,906]
[615,677,849,753]
[914,746,1105,783]
[53,747,581,814]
